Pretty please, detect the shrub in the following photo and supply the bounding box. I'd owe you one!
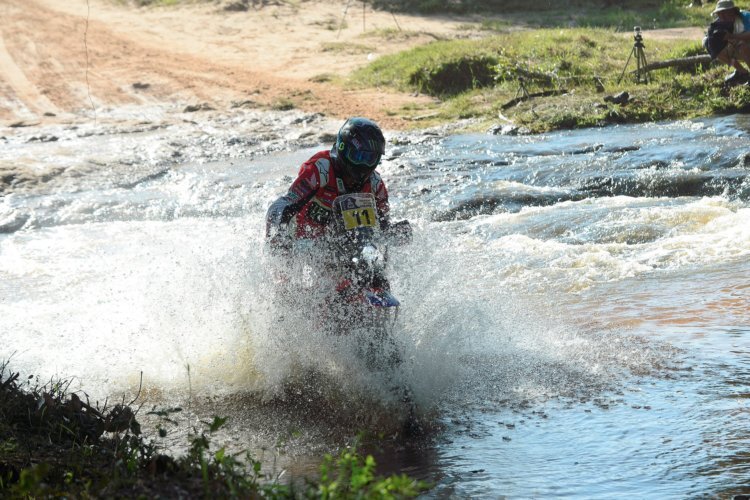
[410,55,499,96]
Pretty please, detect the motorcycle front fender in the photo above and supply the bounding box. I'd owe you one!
[364,289,400,308]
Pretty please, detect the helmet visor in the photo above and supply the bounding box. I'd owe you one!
[344,148,381,168]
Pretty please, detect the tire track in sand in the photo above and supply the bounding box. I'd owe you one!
[0,15,60,119]
[2,0,439,128]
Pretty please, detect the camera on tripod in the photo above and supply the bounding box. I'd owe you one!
[618,26,649,84]
[633,26,643,43]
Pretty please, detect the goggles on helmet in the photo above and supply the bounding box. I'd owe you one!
[343,146,381,169]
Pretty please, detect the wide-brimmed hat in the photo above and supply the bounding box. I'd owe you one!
[712,0,740,15]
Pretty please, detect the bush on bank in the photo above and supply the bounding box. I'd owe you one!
[0,364,428,498]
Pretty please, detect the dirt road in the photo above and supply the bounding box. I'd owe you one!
[0,0,476,129]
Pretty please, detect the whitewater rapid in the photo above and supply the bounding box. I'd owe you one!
[2,107,749,496]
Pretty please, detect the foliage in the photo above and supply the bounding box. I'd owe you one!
[410,54,499,96]
[0,363,429,498]
[351,37,506,94]
[312,445,429,498]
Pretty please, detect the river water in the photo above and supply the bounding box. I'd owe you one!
[1,107,748,497]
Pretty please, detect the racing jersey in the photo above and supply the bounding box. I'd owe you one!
[266,150,390,239]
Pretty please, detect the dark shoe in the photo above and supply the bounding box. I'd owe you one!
[724,70,750,86]
[604,91,630,105]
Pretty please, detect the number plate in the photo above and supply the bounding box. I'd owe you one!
[341,207,376,230]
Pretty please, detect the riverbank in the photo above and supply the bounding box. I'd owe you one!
[3,0,741,137]
[0,362,428,497]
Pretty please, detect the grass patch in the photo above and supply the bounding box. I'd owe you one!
[351,27,745,132]
[309,73,338,83]
[271,98,296,111]
[321,42,375,55]
[360,28,424,42]
[352,37,505,95]
[310,16,344,31]
[410,54,499,96]
[370,0,710,28]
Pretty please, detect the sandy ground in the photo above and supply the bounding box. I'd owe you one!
[0,0,488,130]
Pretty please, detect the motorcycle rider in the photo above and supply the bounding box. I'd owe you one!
[266,116,411,364]
[265,117,411,255]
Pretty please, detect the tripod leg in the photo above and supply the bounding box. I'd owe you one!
[641,52,649,83]
[337,0,353,38]
[636,48,649,83]
[390,10,402,31]
[635,51,642,82]
[617,48,636,84]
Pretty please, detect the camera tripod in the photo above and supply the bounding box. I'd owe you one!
[618,27,649,84]
[337,0,402,38]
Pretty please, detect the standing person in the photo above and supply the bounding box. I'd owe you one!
[705,0,750,84]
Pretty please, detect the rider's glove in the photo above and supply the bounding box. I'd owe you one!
[267,228,293,255]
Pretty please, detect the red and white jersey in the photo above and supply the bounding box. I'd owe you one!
[266,150,390,239]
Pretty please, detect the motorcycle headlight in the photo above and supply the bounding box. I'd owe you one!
[360,244,381,266]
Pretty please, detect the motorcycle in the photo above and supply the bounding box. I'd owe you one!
[268,193,418,432]
[269,192,411,372]
[327,192,411,372]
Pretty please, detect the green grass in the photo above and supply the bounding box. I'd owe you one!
[321,42,376,55]
[370,0,711,27]
[530,2,712,30]
[349,26,749,132]
[353,28,701,92]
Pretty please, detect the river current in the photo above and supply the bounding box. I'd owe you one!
[1,107,748,497]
